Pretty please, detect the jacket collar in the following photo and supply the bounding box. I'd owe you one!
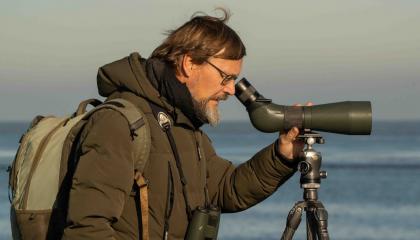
[129,53,199,129]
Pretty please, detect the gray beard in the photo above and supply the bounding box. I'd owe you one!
[192,94,228,127]
[192,98,220,127]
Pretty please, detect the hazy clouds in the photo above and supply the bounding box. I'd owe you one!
[1,0,419,121]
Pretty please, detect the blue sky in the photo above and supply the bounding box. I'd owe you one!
[1,0,419,121]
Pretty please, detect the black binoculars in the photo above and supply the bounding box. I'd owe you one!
[185,206,221,240]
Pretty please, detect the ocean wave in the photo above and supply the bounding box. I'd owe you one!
[220,148,420,166]
[0,215,11,239]
[325,150,420,161]
[219,202,420,239]
[238,202,420,216]
[0,150,16,158]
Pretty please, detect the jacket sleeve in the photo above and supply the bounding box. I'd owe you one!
[202,133,297,212]
[62,110,135,240]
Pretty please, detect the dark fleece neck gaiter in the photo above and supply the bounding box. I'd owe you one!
[145,58,205,128]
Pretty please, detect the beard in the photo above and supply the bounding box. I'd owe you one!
[192,93,229,127]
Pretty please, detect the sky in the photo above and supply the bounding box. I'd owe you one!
[1,0,419,122]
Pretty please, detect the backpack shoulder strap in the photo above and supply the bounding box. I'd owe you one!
[83,98,151,173]
[84,98,151,240]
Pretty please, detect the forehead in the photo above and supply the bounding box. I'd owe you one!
[209,57,243,75]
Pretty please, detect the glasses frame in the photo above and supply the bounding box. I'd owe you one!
[205,60,238,86]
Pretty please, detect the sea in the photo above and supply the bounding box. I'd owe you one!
[0,120,419,240]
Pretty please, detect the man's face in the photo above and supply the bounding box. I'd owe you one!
[186,57,243,126]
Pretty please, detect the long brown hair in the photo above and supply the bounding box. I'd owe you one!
[151,8,246,72]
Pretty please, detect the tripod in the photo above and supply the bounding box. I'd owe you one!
[281,131,330,240]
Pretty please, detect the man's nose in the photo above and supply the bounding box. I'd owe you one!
[223,80,235,96]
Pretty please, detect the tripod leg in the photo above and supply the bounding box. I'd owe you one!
[306,208,318,240]
[314,204,329,240]
[280,202,305,240]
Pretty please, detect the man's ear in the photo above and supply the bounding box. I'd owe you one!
[180,54,195,79]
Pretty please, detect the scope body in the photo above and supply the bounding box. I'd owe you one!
[235,78,372,135]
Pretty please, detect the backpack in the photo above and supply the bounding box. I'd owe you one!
[8,98,151,240]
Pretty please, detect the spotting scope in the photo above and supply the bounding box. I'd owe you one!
[235,78,372,135]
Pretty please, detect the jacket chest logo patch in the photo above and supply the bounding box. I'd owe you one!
[158,112,171,130]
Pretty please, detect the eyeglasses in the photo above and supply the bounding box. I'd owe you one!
[205,60,238,86]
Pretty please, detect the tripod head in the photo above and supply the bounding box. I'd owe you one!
[297,131,327,200]
[281,131,331,240]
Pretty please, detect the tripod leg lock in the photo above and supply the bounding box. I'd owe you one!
[287,205,303,228]
[315,208,329,240]
[281,202,305,240]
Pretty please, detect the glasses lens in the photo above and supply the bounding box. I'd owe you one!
[222,75,238,85]
[206,60,238,86]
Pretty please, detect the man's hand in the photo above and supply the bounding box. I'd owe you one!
[277,102,313,162]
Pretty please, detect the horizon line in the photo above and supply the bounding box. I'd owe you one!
[0,119,419,124]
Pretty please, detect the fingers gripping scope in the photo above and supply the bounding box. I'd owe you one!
[235,78,372,135]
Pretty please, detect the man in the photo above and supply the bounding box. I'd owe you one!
[63,9,303,240]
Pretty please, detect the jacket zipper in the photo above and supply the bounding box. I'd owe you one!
[193,131,210,207]
[193,131,203,162]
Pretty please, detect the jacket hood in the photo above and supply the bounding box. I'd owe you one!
[96,52,197,129]
[97,52,163,107]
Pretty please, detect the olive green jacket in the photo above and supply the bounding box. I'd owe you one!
[62,53,296,240]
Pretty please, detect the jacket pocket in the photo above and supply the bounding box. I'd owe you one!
[11,208,52,240]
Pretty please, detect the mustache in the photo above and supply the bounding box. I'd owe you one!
[214,93,229,101]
